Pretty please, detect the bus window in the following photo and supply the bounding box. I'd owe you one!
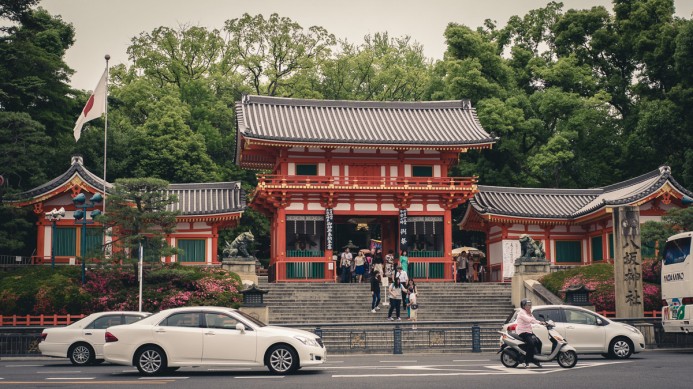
[663,237,691,265]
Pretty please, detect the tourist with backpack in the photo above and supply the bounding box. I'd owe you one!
[387,278,404,320]
[370,270,382,313]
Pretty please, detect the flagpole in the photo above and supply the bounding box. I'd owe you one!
[103,54,109,213]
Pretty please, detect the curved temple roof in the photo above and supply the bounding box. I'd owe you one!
[235,95,495,147]
[5,156,245,217]
[468,166,693,220]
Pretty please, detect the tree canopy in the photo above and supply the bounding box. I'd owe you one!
[1,1,692,257]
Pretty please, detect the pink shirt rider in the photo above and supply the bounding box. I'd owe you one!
[515,308,541,334]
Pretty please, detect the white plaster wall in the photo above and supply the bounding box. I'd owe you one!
[390,166,398,177]
[43,225,51,257]
[286,203,304,210]
[332,165,340,176]
[288,163,295,175]
[404,165,411,177]
[307,202,325,210]
[434,165,441,177]
[207,238,213,264]
[527,225,542,232]
[335,203,351,211]
[489,242,503,265]
[582,239,588,263]
[408,204,423,211]
[318,163,325,176]
[381,203,397,211]
[490,226,502,234]
[354,203,378,211]
[553,225,567,233]
[427,204,444,211]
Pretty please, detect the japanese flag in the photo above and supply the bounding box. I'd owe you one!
[73,69,107,141]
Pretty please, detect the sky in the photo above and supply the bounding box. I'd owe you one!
[40,0,693,91]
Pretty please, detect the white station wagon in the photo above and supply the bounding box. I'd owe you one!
[39,311,150,366]
[103,306,327,375]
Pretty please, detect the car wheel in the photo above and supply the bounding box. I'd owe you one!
[500,349,520,368]
[135,346,167,376]
[608,337,633,359]
[68,343,95,366]
[266,345,298,374]
[557,350,578,368]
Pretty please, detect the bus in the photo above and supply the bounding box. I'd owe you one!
[661,231,693,333]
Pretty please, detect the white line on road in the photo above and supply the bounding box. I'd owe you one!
[452,359,491,362]
[46,377,95,380]
[36,371,82,374]
[235,376,285,379]
[5,364,44,367]
[380,360,417,363]
[139,377,188,380]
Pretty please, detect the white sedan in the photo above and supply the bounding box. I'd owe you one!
[103,306,326,375]
[39,311,150,366]
[503,305,645,359]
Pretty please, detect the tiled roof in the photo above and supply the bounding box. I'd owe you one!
[5,156,245,216]
[469,166,693,219]
[166,182,244,215]
[235,95,495,146]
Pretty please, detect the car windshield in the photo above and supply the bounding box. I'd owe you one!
[234,310,267,327]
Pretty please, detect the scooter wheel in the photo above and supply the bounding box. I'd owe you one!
[500,349,520,368]
[557,350,578,368]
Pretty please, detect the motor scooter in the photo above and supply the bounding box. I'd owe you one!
[497,319,578,368]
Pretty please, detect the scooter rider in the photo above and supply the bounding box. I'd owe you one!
[515,299,543,368]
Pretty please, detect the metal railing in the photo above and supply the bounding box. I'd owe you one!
[257,175,478,192]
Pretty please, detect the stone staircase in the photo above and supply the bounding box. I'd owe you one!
[257,278,513,324]
[254,278,513,353]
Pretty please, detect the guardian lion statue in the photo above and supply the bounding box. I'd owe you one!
[517,234,547,263]
[223,231,255,258]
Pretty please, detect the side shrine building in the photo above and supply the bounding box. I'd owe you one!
[235,95,496,282]
[459,166,693,282]
[4,156,245,265]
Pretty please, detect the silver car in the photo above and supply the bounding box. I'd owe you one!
[503,305,645,359]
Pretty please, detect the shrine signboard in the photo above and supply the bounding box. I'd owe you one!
[612,206,644,318]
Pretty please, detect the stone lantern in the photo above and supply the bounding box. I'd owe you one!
[561,284,595,307]
[239,285,269,324]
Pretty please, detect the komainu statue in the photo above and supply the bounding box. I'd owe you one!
[223,231,255,258]
[516,234,547,264]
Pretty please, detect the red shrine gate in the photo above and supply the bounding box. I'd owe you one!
[235,95,495,282]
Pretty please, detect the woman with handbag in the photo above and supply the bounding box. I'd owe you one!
[387,278,403,320]
[408,292,418,330]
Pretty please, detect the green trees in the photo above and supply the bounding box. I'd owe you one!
[97,178,180,264]
[439,0,693,190]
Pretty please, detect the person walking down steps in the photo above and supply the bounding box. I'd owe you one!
[370,270,382,313]
[387,278,403,320]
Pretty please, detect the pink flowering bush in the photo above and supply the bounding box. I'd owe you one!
[0,264,242,315]
[540,264,661,312]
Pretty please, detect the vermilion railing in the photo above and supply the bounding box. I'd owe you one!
[256,175,477,190]
[0,314,86,327]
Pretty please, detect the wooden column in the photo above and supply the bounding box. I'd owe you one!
[444,209,453,281]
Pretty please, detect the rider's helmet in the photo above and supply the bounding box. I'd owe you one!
[520,299,532,309]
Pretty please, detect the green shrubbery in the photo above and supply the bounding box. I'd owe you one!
[0,264,242,315]
[540,261,661,312]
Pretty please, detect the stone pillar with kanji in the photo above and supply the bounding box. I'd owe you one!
[612,206,644,318]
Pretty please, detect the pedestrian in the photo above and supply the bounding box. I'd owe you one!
[457,253,468,283]
[396,265,409,312]
[399,250,409,273]
[406,279,418,319]
[479,263,486,282]
[340,248,352,283]
[407,291,418,329]
[387,278,403,320]
[354,251,366,283]
[370,270,382,313]
[373,248,384,277]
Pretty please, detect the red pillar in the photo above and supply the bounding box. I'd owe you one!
[276,207,287,281]
[444,210,453,281]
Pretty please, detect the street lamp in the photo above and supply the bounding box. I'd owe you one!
[72,193,103,285]
[45,207,66,270]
